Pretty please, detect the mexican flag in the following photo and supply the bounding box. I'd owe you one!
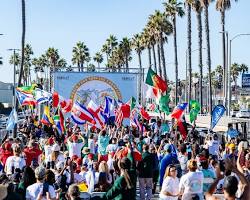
[159,94,170,114]
[145,68,167,93]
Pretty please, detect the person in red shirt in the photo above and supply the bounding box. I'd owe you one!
[0,143,13,166]
[23,140,42,166]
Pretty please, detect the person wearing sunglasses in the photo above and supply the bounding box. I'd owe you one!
[159,164,179,200]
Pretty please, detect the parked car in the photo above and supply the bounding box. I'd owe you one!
[236,110,250,118]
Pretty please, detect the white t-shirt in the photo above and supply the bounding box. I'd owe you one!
[208,140,220,156]
[47,153,65,165]
[160,176,179,200]
[106,144,118,153]
[179,171,204,198]
[44,145,53,163]
[67,141,84,158]
[88,139,95,154]
[26,182,56,200]
[178,153,188,174]
[5,156,26,175]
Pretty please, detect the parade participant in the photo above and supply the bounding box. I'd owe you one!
[5,145,26,175]
[138,144,155,200]
[178,144,188,175]
[44,137,55,164]
[160,164,179,200]
[207,134,220,160]
[0,143,13,167]
[99,161,112,184]
[66,184,81,200]
[88,133,96,154]
[98,126,110,162]
[226,124,239,141]
[149,144,160,194]
[67,133,85,158]
[23,140,42,166]
[47,143,65,167]
[26,166,56,200]
[101,157,136,200]
[179,159,204,200]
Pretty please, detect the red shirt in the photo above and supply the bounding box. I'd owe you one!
[24,147,43,166]
[0,150,13,166]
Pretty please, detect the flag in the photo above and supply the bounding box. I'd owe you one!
[145,68,167,93]
[41,106,53,125]
[16,84,37,94]
[60,99,73,113]
[171,103,188,120]
[6,109,18,131]
[53,109,65,134]
[140,108,151,121]
[159,94,170,114]
[177,117,188,140]
[34,89,52,104]
[211,105,226,130]
[120,103,130,118]
[87,100,106,129]
[103,96,117,121]
[115,107,124,128]
[52,92,60,107]
[189,100,201,123]
[16,90,37,106]
[71,101,95,125]
[145,84,161,102]
[130,97,136,112]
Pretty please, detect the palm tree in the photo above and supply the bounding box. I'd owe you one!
[185,0,193,109]
[18,0,26,87]
[201,0,214,114]
[57,58,67,71]
[120,37,132,72]
[87,63,96,72]
[72,42,90,72]
[192,0,203,110]
[107,35,118,53]
[93,52,103,71]
[101,43,110,65]
[216,0,238,101]
[142,29,152,70]
[132,33,144,103]
[9,52,21,66]
[164,0,185,105]
[23,44,33,85]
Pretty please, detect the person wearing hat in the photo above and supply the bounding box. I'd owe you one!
[47,143,65,167]
[67,133,85,158]
[5,145,26,175]
[44,137,55,164]
[23,140,43,166]
[26,166,56,200]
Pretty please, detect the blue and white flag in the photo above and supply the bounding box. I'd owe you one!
[103,97,117,118]
[6,109,18,131]
[211,105,226,130]
[34,89,52,104]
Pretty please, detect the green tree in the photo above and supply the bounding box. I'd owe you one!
[164,0,185,105]
[201,0,214,114]
[72,42,90,72]
[23,44,33,85]
[9,52,21,66]
[93,52,103,71]
[120,37,132,72]
[18,0,26,87]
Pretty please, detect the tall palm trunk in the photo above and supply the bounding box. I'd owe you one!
[152,44,157,72]
[197,10,203,112]
[97,62,100,71]
[148,47,152,69]
[173,16,178,106]
[138,51,142,104]
[160,34,167,81]
[187,3,192,108]
[204,2,212,115]
[221,9,226,106]
[157,43,162,77]
[125,53,129,72]
[18,0,26,86]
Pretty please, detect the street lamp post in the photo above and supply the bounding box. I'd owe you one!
[7,48,20,138]
[228,33,250,116]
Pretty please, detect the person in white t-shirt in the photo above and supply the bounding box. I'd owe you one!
[179,159,204,200]
[26,166,56,200]
[67,134,85,158]
[43,137,54,163]
[106,138,118,154]
[88,133,95,154]
[160,164,180,200]
[5,145,26,175]
[47,143,65,167]
[207,134,220,159]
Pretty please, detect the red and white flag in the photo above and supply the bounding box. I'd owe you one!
[60,99,73,113]
[115,107,123,128]
[87,100,106,129]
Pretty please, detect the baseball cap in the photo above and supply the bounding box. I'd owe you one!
[35,166,46,179]
[52,143,60,152]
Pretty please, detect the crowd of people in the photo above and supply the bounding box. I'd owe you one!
[0,114,249,200]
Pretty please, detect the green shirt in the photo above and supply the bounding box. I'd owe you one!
[102,169,137,200]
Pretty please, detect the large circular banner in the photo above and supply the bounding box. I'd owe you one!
[70,76,122,105]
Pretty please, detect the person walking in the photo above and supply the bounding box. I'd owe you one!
[159,164,179,200]
[137,144,155,200]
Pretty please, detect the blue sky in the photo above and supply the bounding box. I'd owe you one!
[0,0,249,83]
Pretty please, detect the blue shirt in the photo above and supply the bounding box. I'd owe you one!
[226,128,238,139]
